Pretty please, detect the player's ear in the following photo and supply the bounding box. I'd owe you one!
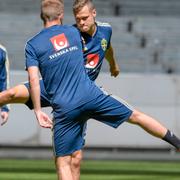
[59,13,64,23]
[92,8,97,18]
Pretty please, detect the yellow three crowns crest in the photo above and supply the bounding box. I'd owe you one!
[101,38,107,51]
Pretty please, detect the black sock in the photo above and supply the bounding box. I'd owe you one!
[162,130,180,149]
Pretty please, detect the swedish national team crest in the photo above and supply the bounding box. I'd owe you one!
[101,38,107,51]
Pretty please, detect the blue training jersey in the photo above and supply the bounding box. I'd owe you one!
[81,21,112,81]
[25,25,103,113]
[0,45,9,112]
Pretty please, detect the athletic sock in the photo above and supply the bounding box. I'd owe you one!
[162,130,180,149]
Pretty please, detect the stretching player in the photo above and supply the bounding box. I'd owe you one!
[1,0,180,179]
[0,0,119,178]
[0,1,119,122]
[0,44,10,125]
[26,1,180,179]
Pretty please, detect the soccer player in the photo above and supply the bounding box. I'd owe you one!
[26,1,180,179]
[0,0,119,120]
[0,0,118,177]
[0,44,10,125]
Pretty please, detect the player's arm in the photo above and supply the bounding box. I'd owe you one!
[28,66,41,112]
[105,44,120,77]
[25,41,52,129]
[27,66,52,129]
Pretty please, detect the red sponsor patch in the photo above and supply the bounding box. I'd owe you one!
[50,33,69,51]
[85,54,99,69]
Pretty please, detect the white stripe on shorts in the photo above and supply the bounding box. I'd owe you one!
[100,86,134,111]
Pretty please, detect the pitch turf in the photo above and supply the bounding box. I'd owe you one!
[0,159,180,180]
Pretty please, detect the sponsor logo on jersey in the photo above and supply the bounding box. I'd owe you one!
[49,46,78,60]
[85,53,99,69]
[101,38,107,51]
[50,33,69,51]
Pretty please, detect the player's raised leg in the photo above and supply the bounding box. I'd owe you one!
[90,94,180,151]
[0,84,29,107]
[128,110,180,149]
[128,110,167,138]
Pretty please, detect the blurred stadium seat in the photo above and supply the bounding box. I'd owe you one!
[0,0,180,73]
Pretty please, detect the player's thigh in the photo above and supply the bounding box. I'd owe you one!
[90,94,133,128]
[71,149,83,165]
[24,80,51,109]
[9,84,29,103]
[53,108,86,157]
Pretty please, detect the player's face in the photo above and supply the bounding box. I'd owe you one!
[74,4,96,35]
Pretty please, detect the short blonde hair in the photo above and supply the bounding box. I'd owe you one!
[73,0,95,14]
[41,0,64,23]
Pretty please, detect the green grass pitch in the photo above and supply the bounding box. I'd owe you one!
[0,159,180,180]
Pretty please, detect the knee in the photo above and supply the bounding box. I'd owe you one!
[6,88,17,100]
[71,151,82,169]
[55,156,72,170]
[128,110,142,125]
[55,156,73,180]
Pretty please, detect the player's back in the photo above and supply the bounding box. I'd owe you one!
[26,25,102,113]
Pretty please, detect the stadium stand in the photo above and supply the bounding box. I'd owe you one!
[0,0,180,73]
[0,0,180,160]
[111,0,180,16]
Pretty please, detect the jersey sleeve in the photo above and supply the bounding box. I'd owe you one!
[0,47,10,112]
[25,42,39,69]
[106,25,112,49]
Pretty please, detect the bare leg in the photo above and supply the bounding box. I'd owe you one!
[0,84,30,106]
[71,150,82,180]
[55,155,74,180]
[128,110,167,138]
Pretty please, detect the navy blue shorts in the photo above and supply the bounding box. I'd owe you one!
[24,80,51,109]
[53,94,133,156]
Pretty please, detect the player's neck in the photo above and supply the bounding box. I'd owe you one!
[44,20,62,28]
[88,24,97,37]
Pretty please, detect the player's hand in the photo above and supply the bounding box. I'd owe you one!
[110,64,120,77]
[1,111,9,126]
[35,110,53,129]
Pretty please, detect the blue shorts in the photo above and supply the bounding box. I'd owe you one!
[53,94,133,156]
[24,80,51,109]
